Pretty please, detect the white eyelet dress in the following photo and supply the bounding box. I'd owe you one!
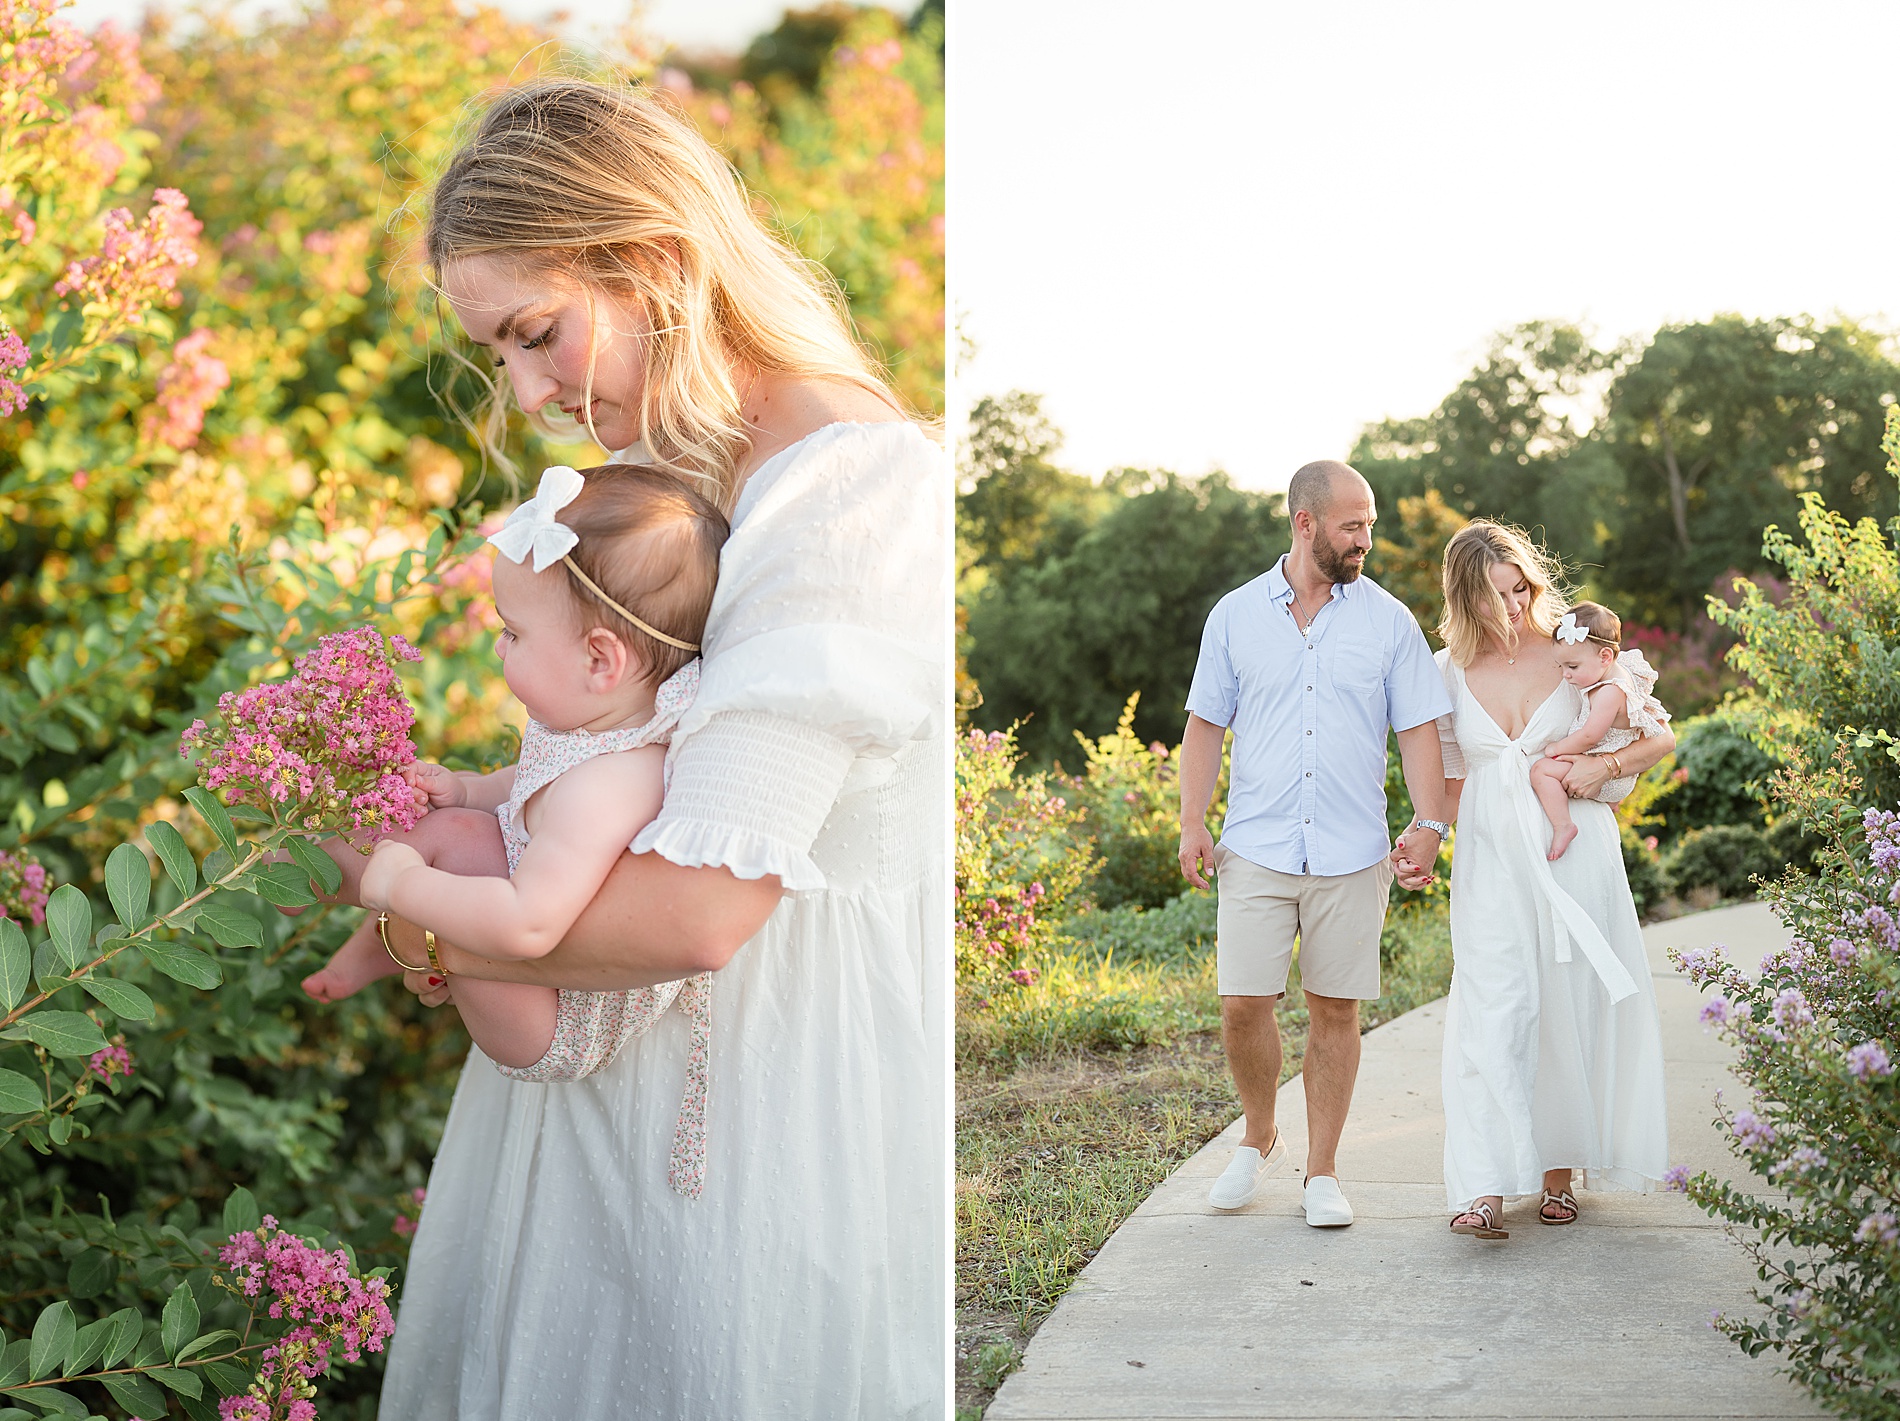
[380,422,948,1420]
[489,660,712,1201]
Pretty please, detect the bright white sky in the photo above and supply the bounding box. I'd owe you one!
[67,0,906,58]
[949,0,1900,490]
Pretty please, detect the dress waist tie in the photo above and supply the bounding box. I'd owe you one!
[1493,745,1639,1003]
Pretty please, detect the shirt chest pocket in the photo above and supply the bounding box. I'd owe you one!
[1328,636,1386,697]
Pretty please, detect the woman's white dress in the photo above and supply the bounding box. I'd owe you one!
[380,422,947,1419]
[1435,649,1668,1208]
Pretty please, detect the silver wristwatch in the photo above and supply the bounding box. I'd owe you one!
[1410,818,1450,837]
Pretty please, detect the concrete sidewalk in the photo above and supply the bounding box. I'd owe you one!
[987,902,1820,1421]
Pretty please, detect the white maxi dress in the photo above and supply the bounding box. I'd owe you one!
[380,422,948,1419]
[1435,649,1669,1209]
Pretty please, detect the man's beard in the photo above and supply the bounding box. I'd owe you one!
[1314,537,1366,584]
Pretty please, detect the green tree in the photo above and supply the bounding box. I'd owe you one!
[1599,315,1899,627]
[965,468,1287,760]
[1352,320,1612,550]
[957,389,1103,572]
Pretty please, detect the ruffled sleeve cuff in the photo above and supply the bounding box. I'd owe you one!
[631,710,855,891]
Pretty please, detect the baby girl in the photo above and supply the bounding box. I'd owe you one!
[302,463,728,1194]
[1529,600,1670,861]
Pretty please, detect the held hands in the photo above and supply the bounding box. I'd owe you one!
[1390,823,1442,891]
[359,839,426,910]
[402,761,467,812]
[1178,822,1217,890]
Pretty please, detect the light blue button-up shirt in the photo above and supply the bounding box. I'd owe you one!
[1185,557,1452,877]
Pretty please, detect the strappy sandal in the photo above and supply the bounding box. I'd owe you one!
[1449,1200,1508,1239]
[1539,1188,1579,1225]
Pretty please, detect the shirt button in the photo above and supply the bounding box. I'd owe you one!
[1306,685,1313,691]
[1305,771,1312,777]
[1304,818,1311,824]
[1306,729,1312,735]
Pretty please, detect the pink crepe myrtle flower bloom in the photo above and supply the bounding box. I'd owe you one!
[0,329,29,416]
[143,327,230,450]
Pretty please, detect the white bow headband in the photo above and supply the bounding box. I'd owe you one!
[1555,612,1590,645]
[487,465,700,653]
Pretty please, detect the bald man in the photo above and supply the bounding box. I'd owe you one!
[1178,460,1453,1224]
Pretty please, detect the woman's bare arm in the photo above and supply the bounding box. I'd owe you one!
[389,849,784,996]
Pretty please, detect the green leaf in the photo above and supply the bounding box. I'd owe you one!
[0,1338,27,1387]
[172,1329,238,1363]
[0,919,27,1012]
[43,887,91,973]
[100,1373,165,1416]
[193,901,261,950]
[33,723,77,755]
[0,1070,40,1115]
[28,1302,74,1381]
[221,1185,261,1237]
[243,862,317,909]
[285,835,343,896]
[15,1013,106,1059]
[46,1115,70,1147]
[150,1364,204,1398]
[61,1317,111,1376]
[76,976,153,1022]
[102,844,151,932]
[0,1408,34,1421]
[1,1383,84,1415]
[65,1249,117,1302]
[183,788,238,857]
[160,1285,198,1362]
[199,1359,251,1394]
[99,1310,140,1369]
[137,941,221,990]
[146,821,197,898]
[201,847,235,885]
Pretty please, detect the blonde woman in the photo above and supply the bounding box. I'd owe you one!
[1407,522,1670,1239]
[328,81,945,1418]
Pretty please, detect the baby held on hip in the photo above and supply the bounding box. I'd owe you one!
[1529,601,1671,863]
[298,463,729,1074]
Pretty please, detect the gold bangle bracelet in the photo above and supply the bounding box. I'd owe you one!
[377,910,430,974]
[1607,753,1624,779]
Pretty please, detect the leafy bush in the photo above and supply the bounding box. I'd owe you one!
[1670,767,1900,1417]
[1662,823,1783,903]
[1060,891,1217,967]
[955,951,1206,1064]
[1063,696,1209,912]
[1620,827,1670,918]
[1661,713,1777,842]
[1709,407,1900,810]
[954,727,1095,989]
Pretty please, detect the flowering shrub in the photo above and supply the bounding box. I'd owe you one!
[955,727,1094,990]
[0,848,51,925]
[181,628,423,843]
[0,1192,393,1420]
[1670,764,1900,1415]
[1064,694,1210,912]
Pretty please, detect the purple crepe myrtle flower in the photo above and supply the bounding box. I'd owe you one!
[1770,1148,1825,1179]
[1846,1040,1893,1080]
[1732,1110,1777,1149]
[1699,996,1730,1028]
[1662,1165,1691,1192]
[1770,988,1815,1031]
[1830,937,1858,965]
[1855,1212,1898,1246]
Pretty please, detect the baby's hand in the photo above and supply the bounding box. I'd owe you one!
[360,839,426,910]
[403,761,466,811]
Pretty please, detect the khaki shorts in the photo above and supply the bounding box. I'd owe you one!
[1213,846,1393,1001]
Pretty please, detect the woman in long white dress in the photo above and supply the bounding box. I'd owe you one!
[333,81,946,1416]
[1426,522,1670,1239]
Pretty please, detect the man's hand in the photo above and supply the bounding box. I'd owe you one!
[402,761,467,812]
[360,839,426,910]
[1179,822,1217,890]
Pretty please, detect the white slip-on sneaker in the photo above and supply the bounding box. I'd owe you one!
[1303,1173,1354,1227]
[1207,1131,1286,1210]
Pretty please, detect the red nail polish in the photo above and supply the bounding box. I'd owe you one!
[428,976,443,986]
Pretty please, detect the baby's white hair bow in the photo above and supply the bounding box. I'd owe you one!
[488,465,584,572]
[1555,611,1589,644]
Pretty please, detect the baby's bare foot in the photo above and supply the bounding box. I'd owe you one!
[302,917,402,1002]
[1547,823,1579,861]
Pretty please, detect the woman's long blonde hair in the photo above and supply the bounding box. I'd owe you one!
[1438,520,1570,667]
[427,78,902,512]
